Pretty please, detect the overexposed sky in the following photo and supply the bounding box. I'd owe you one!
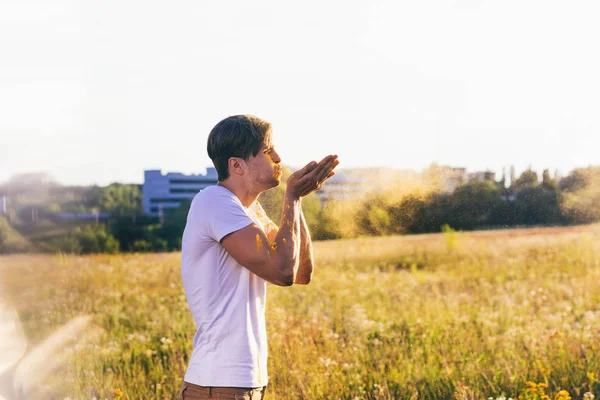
[1,0,598,186]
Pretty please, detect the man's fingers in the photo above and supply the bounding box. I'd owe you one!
[309,155,338,181]
[304,161,317,173]
[296,154,339,191]
[315,166,337,188]
[315,157,339,182]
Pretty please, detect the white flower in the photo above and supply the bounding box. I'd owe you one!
[319,357,337,368]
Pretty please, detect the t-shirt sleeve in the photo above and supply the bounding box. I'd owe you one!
[204,190,254,243]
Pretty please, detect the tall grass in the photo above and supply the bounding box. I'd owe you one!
[1,224,599,399]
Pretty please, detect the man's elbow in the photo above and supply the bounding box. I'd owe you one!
[275,263,295,286]
[276,272,295,287]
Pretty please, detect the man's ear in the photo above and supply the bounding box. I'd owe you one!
[228,157,245,176]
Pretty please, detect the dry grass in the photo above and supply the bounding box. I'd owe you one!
[1,224,599,399]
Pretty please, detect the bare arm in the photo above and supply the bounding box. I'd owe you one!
[221,155,338,286]
[257,198,313,285]
[294,204,314,285]
[221,190,301,286]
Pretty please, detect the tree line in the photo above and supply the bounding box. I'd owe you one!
[1,166,599,254]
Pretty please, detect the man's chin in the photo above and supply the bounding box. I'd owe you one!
[258,179,281,193]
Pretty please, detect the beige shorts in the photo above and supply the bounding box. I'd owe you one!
[179,381,267,400]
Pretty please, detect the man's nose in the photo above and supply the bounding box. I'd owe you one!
[272,151,281,163]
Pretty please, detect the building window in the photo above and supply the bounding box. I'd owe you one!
[150,206,177,214]
[150,198,190,203]
[170,179,215,184]
[170,188,200,194]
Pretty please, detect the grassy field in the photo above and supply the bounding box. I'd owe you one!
[1,224,599,399]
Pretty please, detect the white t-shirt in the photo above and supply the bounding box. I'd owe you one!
[181,185,278,388]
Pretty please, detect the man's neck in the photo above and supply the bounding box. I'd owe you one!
[217,180,259,208]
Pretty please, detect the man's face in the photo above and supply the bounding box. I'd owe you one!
[245,142,282,192]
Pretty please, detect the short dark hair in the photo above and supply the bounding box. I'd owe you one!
[207,115,272,181]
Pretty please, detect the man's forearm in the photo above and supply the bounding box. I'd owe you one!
[295,205,314,284]
[272,191,302,284]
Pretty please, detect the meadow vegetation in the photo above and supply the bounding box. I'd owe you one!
[2,165,599,255]
[1,224,599,399]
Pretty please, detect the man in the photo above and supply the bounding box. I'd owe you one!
[180,115,339,399]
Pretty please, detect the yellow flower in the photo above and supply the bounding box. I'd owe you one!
[525,381,538,389]
[114,388,124,398]
[554,390,571,400]
[587,372,595,382]
[549,331,563,339]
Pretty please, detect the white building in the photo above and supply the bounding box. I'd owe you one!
[315,172,365,207]
[468,171,496,182]
[143,169,218,216]
[424,165,468,193]
[429,165,497,193]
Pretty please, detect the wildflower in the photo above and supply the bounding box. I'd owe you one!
[554,390,571,400]
[145,349,156,357]
[549,331,563,339]
[113,388,124,398]
[583,392,595,400]
[319,357,337,368]
[160,337,173,349]
[588,372,596,382]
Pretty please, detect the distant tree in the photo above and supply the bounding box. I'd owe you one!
[514,186,562,225]
[388,194,428,234]
[513,169,538,190]
[541,169,557,190]
[560,166,600,223]
[73,224,120,254]
[156,199,192,250]
[417,192,453,233]
[449,180,501,229]
[312,202,344,240]
[355,195,392,235]
[109,214,159,252]
[99,183,142,216]
[559,169,588,192]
